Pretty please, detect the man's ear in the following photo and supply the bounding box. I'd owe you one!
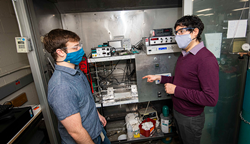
[56,49,66,57]
[193,28,199,37]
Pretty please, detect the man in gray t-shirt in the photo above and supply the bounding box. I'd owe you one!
[44,29,110,144]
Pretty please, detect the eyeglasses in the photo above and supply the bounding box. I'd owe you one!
[174,28,194,35]
[67,43,83,50]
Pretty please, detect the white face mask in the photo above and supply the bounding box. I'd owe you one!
[175,34,192,49]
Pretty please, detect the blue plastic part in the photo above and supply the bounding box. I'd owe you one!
[98,45,102,47]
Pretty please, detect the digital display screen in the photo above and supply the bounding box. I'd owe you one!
[159,47,167,50]
[164,29,170,32]
[151,38,158,41]
[109,41,122,48]
[18,41,24,44]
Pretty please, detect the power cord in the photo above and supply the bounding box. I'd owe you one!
[140,101,150,121]
[3,101,13,109]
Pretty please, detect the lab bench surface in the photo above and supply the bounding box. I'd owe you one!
[7,105,43,144]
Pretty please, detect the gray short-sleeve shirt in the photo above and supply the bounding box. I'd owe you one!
[47,64,102,144]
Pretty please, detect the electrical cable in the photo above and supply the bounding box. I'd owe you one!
[3,101,13,109]
[140,101,150,121]
[87,52,92,58]
[102,60,120,79]
[99,60,121,87]
[110,77,120,84]
[99,74,120,85]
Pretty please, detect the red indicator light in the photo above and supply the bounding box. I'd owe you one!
[151,38,158,41]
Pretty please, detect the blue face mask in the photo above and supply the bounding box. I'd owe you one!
[62,48,85,65]
[175,34,192,49]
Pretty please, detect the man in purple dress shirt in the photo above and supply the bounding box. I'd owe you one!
[143,15,219,144]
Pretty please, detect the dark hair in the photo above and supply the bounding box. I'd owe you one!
[43,29,80,60]
[174,15,204,42]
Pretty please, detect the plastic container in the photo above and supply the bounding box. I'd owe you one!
[139,118,156,137]
[161,105,172,143]
[162,105,169,117]
[160,113,172,133]
[127,124,133,139]
[133,125,140,138]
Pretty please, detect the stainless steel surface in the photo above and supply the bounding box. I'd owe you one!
[135,53,180,102]
[101,86,138,104]
[88,55,135,63]
[53,0,182,13]
[106,87,114,98]
[12,0,59,143]
[131,85,138,97]
[29,0,62,142]
[61,8,182,55]
[32,0,63,84]
[32,0,62,36]
[146,44,181,55]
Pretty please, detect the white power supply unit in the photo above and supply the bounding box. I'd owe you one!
[146,44,181,55]
[15,37,29,53]
[91,47,111,58]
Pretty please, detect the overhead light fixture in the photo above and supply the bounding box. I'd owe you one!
[196,8,212,13]
[198,13,214,17]
[240,0,248,2]
[197,14,204,16]
[232,7,249,11]
[204,13,214,16]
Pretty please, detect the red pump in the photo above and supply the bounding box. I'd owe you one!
[79,56,94,93]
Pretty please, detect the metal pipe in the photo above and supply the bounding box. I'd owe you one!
[0,65,30,78]
[47,57,55,71]
[95,62,102,92]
